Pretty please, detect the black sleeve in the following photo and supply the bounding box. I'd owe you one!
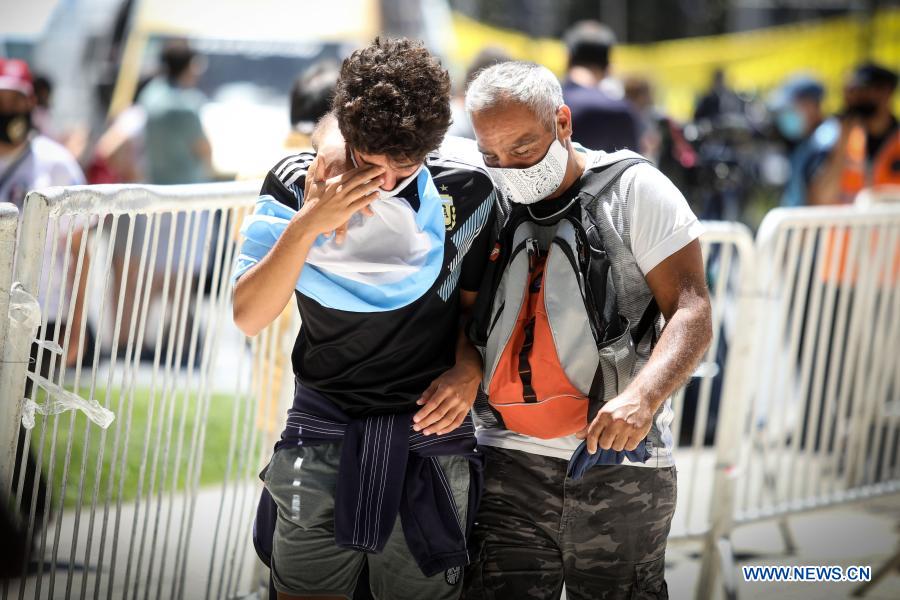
[258,153,315,211]
[459,206,496,292]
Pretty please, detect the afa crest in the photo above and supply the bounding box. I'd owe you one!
[441,194,456,230]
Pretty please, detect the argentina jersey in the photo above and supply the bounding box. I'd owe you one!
[235,152,496,415]
[235,161,446,312]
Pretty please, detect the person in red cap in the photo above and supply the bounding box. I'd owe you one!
[0,59,37,153]
[809,62,900,204]
[0,58,91,368]
[1,58,92,581]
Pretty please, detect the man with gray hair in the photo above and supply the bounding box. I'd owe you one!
[311,60,712,599]
[458,61,711,599]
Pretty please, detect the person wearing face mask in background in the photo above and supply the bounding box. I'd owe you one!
[0,57,91,580]
[0,57,92,369]
[0,59,85,210]
[809,62,900,205]
[770,75,837,207]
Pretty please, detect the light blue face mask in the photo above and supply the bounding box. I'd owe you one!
[776,108,806,142]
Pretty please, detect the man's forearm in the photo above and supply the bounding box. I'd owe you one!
[808,123,856,206]
[454,326,482,380]
[627,297,712,413]
[232,219,317,336]
[808,152,844,206]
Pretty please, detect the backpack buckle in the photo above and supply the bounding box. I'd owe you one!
[526,238,540,270]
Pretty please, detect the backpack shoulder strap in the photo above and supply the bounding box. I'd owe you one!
[467,202,530,347]
[576,154,651,338]
[578,155,659,410]
[632,298,660,345]
[578,153,649,250]
[578,152,649,203]
[576,154,661,346]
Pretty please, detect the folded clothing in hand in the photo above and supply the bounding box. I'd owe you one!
[566,438,651,480]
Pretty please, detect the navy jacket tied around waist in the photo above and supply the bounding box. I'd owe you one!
[254,383,484,578]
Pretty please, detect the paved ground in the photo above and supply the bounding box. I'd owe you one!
[5,484,263,600]
[665,494,900,600]
[7,484,899,599]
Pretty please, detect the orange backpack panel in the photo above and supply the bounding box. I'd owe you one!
[488,257,588,439]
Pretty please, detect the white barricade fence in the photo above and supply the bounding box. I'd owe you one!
[847,185,900,597]
[0,189,763,598]
[3,181,899,600]
[1,203,21,495]
[856,185,900,208]
[697,201,900,599]
[666,221,756,542]
[0,182,299,600]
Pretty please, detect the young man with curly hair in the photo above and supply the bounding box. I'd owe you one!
[232,38,495,600]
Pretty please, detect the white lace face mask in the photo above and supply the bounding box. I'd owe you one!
[486,125,569,205]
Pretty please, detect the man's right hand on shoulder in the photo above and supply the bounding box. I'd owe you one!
[292,160,384,242]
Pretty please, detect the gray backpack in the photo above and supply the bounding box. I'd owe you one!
[469,156,659,439]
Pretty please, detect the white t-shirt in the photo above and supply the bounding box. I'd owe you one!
[440,137,703,467]
[0,135,86,319]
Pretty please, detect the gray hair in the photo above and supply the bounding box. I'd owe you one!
[465,61,564,130]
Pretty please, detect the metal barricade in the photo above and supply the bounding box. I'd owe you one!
[856,186,900,207]
[5,181,898,600]
[0,203,20,495]
[667,221,756,543]
[0,182,295,600]
[850,185,900,596]
[697,202,900,600]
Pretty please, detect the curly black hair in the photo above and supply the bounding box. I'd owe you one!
[333,37,451,163]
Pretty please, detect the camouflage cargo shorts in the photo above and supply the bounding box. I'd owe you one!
[463,446,677,600]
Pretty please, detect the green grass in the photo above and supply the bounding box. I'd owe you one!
[26,385,240,509]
